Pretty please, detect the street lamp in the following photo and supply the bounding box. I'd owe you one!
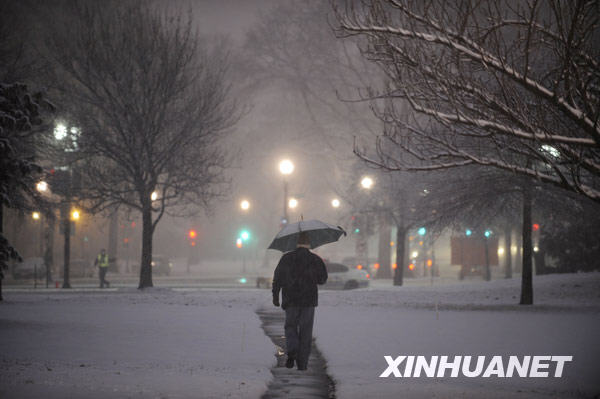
[288,197,298,209]
[360,176,374,190]
[151,191,158,201]
[331,198,340,208]
[71,209,80,221]
[240,199,250,211]
[32,211,41,220]
[36,181,48,192]
[278,159,294,225]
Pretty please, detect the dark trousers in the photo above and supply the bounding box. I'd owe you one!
[284,306,315,369]
[99,267,109,288]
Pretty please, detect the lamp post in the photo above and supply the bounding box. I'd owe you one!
[279,159,294,226]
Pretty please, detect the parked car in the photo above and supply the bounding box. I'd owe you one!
[324,262,370,290]
[151,255,173,276]
[12,257,47,280]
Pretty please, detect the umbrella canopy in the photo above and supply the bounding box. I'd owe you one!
[268,219,347,252]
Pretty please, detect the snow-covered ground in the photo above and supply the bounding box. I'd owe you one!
[1,272,599,399]
[315,272,600,398]
[0,288,274,399]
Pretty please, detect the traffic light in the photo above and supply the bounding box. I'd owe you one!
[188,229,197,239]
[418,227,426,236]
[465,229,472,236]
[532,223,540,231]
[484,230,492,238]
[240,230,250,241]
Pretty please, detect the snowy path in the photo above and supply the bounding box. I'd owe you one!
[256,308,335,399]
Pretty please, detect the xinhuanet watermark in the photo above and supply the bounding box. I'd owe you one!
[379,356,573,378]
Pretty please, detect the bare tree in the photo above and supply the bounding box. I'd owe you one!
[46,1,238,288]
[333,0,600,202]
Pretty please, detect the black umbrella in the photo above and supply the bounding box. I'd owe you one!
[268,219,346,252]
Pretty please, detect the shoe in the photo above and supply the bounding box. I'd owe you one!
[285,357,295,369]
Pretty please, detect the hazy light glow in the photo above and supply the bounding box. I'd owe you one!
[360,176,374,189]
[32,212,40,220]
[498,247,505,255]
[411,251,418,259]
[331,198,340,208]
[71,210,80,221]
[240,199,250,210]
[279,159,294,175]
[36,181,48,192]
[288,198,298,209]
[54,123,67,140]
[151,191,158,201]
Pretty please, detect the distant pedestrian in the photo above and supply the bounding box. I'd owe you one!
[95,249,110,288]
[272,232,328,371]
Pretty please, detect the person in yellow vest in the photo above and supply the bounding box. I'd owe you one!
[94,248,110,288]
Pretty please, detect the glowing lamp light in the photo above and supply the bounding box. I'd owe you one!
[533,223,540,231]
[533,246,539,252]
[390,241,394,247]
[365,273,370,279]
[408,263,415,271]
[331,198,340,208]
[288,198,298,209]
[151,191,158,201]
[426,259,433,267]
[498,247,505,256]
[236,238,243,248]
[32,212,40,220]
[239,277,247,284]
[241,230,250,241]
[36,181,48,192]
[189,229,197,239]
[240,200,250,211]
[392,263,398,270]
[54,123,67,140]
[418,227,426,236]
[374,263,380,270]
[279,159,294,175]
[71,210,80,220]
[465,229,472,236]
[411,251,418,259]
[360,176,374,189]
[357,264,363,270]
[484,230,492,238]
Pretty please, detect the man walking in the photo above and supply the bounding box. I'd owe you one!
[272,232,328,371]
[95,248,110,288]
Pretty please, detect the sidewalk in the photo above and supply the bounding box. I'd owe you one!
[256,308,335,399]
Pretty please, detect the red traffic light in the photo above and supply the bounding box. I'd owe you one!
[532,223,540,231]
[188,229,197,239]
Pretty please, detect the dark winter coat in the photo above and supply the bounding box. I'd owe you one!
[272,247,328,309]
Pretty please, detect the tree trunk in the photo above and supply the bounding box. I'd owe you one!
[520,186,533,305]
[504,226,512,279]
[377,214,392,279]
[393,225,406,286]
[62,204,72,289]
[483,237,491,281]
[0,204,4,301]
[44,212,55,287]
[108,208,119,273]
[138,203,153,289]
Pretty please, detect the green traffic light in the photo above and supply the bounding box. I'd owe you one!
[240,230,250,241]
[354,228,360,234]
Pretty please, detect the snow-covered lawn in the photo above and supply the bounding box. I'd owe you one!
[0,288,274,399]
[315,272,600,398]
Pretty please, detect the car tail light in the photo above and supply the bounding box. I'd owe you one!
[366,273,370,279]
